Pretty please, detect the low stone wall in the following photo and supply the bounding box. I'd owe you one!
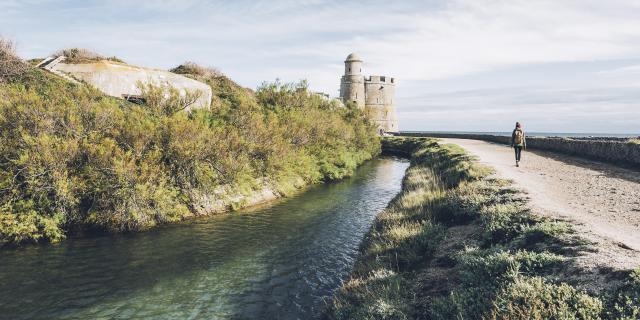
[399,132,640,169]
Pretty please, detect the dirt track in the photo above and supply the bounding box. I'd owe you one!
[442,138,640,273]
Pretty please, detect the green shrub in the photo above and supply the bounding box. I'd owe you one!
[603,268,640,319]
[481,202,535,244]
[457,250,564,286]
[330,269,412,320]
[435,181,487,224]
[517,221,572,248]
[488,276,603,319]
[431,251,569,319]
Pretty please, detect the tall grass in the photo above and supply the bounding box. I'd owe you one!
[327,137,640,319]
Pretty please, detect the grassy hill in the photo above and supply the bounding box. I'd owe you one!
[0,45,380,245]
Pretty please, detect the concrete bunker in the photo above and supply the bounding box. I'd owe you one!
[37,57,213,111]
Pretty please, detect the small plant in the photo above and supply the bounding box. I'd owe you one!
[603,268,640,319]
[170,62,222,78]
[488,276,603,319]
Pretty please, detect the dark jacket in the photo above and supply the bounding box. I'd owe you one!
[511,128,526,148]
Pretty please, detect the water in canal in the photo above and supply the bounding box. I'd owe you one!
[0,157,409,319]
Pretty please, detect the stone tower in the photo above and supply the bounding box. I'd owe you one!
[339,53,366,108]
[339,53,399,134]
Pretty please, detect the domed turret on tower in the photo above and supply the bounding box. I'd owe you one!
[340,53,366,108]
[345,53,362,61]
[344,53,363,76]
[339,53,399,134]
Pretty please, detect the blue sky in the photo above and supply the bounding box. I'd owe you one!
[2,0,640,133]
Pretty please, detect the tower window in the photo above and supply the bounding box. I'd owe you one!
[349,68,351,72]
[381,76,386,82]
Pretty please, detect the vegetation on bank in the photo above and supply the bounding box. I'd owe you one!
[53,48,125,64]
[328,137,640,319]
[0,46,380,246]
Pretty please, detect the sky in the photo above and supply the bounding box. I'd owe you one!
[1,0,640,133]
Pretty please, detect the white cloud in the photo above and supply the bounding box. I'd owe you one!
[2,0,640,133]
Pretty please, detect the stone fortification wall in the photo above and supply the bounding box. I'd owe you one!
[365,75,398,133]
[399,132,640,169]
[364,76,394,105]
[51,60,212,111]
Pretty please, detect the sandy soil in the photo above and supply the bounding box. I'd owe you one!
[442,138,640,280]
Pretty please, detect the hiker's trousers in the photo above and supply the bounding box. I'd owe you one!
[514,146,523,162]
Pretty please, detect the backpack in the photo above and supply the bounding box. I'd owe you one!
[514,129,524,145]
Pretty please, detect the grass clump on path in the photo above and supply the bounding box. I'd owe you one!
[327,137,640,320]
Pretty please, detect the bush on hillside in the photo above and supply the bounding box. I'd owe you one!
[0,65,379,246]
[0,38,29,83]
[53,48,124,64]
[170,62,223,78]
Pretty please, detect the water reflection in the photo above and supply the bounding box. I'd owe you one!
[0,157,409,319]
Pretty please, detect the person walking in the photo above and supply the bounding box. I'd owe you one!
[511,122,526,167]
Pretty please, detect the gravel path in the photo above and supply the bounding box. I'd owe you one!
[442,138,640,275]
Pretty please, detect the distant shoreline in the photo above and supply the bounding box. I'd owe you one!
[401,131,640,138]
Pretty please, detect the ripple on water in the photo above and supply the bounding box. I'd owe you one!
[0,157,409,319]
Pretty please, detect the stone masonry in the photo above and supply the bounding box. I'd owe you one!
[339,53,398,133]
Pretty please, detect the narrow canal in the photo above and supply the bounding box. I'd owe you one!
[0,157,409,319]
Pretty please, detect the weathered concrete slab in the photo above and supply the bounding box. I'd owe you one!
[48,60,212,110]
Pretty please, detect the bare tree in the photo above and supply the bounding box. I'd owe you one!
[0,38,28,83]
